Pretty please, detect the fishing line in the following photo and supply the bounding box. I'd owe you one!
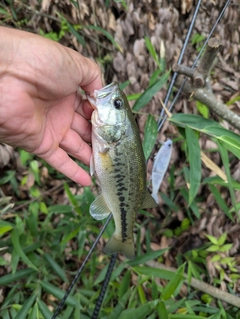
[51,213,112,319]
[157,0,232,132]
[157,0,202,130]
[91,253,118,319]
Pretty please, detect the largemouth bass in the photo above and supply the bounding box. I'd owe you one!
[151,139,172,204]
[87,82,157,259]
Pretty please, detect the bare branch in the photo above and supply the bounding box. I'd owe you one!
[175,77,240,131]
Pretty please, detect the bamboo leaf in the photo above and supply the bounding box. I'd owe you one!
[217,141,238,216]
[160,263,185,300]
[44,253,69,283]
[169,114,240,159]
[109,290,132,319]
[157,301,168,319]
[15,294,36,319]
[38,300,52,319]
[0,268,36,286]
[133,266,174,280]
[185,127,201,206]
[142,114,158,160]
[11,229,38,271]
[127,248,169,266]
[133,72,169,112]
[40,280,80,308]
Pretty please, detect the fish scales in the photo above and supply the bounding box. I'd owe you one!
[88,82,157,259]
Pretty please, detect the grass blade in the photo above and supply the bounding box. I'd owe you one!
[11,229,38,271]
[160,263,185,300]
[142,114,158,160]
[133,72,169,112]
[109,290,131,319]
[15,294,36,319]
[44,253,69,283]
[185,126,201,206]
[157,301,168,319]
[217,141,238,217]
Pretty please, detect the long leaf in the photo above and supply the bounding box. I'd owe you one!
[157,301,168,319]
[38,300,52,319]
[109,290,132,319]
[217,141,238,216]
[44,253,69,283]
[127,248,169,266]
[40,280,80,308]
[15,294,36,319]
[133,72,170,112]
[11,229,38,271]
[160,263,185,300]
[169,114,240,159]
[132,266,174,280]
[0,268,36,286]
[185,126,201,206]
[142,114,158,160]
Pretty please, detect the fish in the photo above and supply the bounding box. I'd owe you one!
[87,82,157,259]
[151,139,172,204]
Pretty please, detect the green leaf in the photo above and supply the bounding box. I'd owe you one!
[208,185,232,220]
[0,220,13,235]
[15,294,36,319]
[44,253,69,283]
[169,114,240,159]
[205,234,218,245]
[133,266,174,280]
[118,270,131,298]
[40,280,80,308]
[118,301,157,319]
[11,229,38,271]
[196,101,209,119]
[160,263,185,300]
[128,248,169,266]
[206,245,219,252]
[157,301,168,319]
[145,36,160,67]
[0,268,36,286]
[142,114,158,160]
[169,315,207,319]
[133,72,169,112]
[85,25,122,51]
[185,127,201,206]
[219,243,233,252]
[217,141,238,216]
[217,233,227,246]
[38,300,52,319]
[109,290,132,319]
[64,20,85,46]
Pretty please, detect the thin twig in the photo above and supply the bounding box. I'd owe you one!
[174,77,240,131]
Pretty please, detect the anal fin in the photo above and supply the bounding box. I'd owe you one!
[141,189,158,208]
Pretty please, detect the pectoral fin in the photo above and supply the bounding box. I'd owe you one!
[90,194,111,220]
[141,189,158,208]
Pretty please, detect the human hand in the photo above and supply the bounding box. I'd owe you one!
[0,27,102,186]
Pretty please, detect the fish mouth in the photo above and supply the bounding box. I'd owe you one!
[86,82,119,109]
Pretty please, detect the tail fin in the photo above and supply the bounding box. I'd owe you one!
[104,233,135,260]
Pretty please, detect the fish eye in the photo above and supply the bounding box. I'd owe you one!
[113,98,124,110]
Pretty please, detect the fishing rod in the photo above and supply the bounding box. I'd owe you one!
[91,253,118,319]
[157,0,203,130]
[51,214,112,319]
[157,0,232,131]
